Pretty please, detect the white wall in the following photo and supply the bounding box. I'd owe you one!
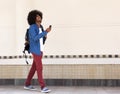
[0,0,16,55]
[33,0,120,55]
[0,0,120,55]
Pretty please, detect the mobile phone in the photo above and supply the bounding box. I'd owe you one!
[49,25,52,28]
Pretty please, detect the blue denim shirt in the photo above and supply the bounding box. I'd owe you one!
[28,24,47,55]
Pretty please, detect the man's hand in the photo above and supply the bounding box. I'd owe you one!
[46,25,52,32]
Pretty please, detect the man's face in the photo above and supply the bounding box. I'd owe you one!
[36,14,42,23]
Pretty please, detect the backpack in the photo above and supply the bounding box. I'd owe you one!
[23,29,30,64]
[23,29,30,54]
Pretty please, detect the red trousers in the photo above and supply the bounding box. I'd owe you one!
[25,53,46,89]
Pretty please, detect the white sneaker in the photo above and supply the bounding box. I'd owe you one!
[41,87,51,93]
[24,85,37,90]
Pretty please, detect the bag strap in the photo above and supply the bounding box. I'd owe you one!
[23,51,29,64]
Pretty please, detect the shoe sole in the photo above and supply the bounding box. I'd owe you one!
[24,87,37,91]
[41,90,51,93]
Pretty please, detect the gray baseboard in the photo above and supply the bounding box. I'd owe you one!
[0,79,120,86]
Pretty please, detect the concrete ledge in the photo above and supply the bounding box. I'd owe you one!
[0,58,120,65]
